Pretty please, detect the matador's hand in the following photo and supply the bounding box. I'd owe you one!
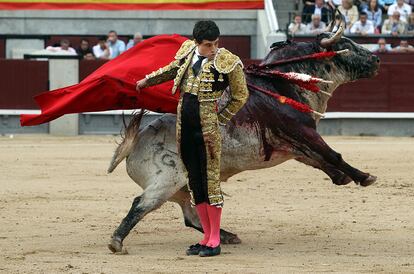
[136,78,147,93]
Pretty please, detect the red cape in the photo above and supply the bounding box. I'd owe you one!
[20,34,188,126]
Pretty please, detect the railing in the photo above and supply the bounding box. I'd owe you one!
[264,0,279,32]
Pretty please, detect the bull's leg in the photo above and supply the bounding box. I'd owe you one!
[294,126,376,186]
[295,156,353,185]
[170,190,242,245]
[108,176,183,253]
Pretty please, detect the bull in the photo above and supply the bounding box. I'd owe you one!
[106,20,380,253]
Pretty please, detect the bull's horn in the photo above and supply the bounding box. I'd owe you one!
[325,19,335,32]
[320,13,346,48]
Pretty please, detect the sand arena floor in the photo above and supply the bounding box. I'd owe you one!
[0,135,413,273]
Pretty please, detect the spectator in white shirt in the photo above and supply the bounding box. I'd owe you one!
[371,38,393,52]
[93,36,112,60]
[46,39,76,54]
[126,32,144,50]
[393,39,414,52]
[328,0,342,9]
[350,12,375,35]
[387,0,412,21]
[288,15,308,36]
[107,30,126,59]
[305,14,327,35]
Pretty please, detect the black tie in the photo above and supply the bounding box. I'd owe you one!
[192,55,206,76]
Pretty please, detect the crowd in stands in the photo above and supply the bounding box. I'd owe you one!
[45,30,143,60]
[372,37,414,51]
[289,0,414,36]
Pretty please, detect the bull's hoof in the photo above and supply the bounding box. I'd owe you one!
[333,174,353,185]
[360,175,377,186]
[108,236,126,254]
[220,230,242,244]
[360,175,377,187]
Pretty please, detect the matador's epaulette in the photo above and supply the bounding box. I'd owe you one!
[175,39,196,60]
[213,48,243,74]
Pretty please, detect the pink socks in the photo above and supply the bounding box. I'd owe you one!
[206,204,222,248]
[195,203,210,245]
[195,202,222,247]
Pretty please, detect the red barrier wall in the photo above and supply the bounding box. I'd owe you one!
[79,59,107,81]
[0,55,412,111]
[0,39,4,59]
[327,62,414,112]
[0,60,48,109]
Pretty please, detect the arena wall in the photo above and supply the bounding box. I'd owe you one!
[0,10,260,58]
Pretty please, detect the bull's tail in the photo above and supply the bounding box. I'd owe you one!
[107,109,145,173]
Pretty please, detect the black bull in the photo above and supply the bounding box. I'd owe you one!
[107,32,380,253]
[238,34,379,186]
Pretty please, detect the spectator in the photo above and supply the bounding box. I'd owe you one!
[126,32,143,50]
[363,0,383,31]
[387,0,412,21]
[359,0,370,11]
[107,30,126,59]
[405,0,414,6]
[302,0,331,24]
[338,0,360,30]
[288,15,308,35]
[350,11,376,34]
[328,0,343,9]
[406,13,414,34]
[305,14,327,34]
[371,38,393,52]
[46,39,76,54]
[393,39,414,52]
[378,0,396,12]
[76,39,94,60]
[93,36,112,60]
[382,11,407,34]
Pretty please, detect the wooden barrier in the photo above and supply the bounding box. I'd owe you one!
[0,56,413,112]
[0,60,48,109]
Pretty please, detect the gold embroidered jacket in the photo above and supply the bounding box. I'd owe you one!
[145,39,249,125]
[144,39,249,207]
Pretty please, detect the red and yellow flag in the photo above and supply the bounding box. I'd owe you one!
[0,0,263,10]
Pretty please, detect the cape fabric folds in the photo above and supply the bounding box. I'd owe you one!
[20,34,188,126]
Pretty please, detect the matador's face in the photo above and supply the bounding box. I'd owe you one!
[196,38,219,60]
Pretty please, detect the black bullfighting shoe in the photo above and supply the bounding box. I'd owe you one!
[199,245,221,257]
[186,243,206,256]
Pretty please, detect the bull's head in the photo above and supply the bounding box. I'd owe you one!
[317,12,380,80]
[263,10,379,83]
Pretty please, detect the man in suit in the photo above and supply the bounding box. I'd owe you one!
[302,0,331,24]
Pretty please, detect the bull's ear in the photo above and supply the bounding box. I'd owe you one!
[270,40,291,49]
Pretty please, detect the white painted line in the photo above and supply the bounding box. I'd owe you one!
[2,110,414,119]
[323,112,414,119]
[0,109,162,115]
[0,109,41,115]
[329,142,414,145]
[1,141,413,149]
